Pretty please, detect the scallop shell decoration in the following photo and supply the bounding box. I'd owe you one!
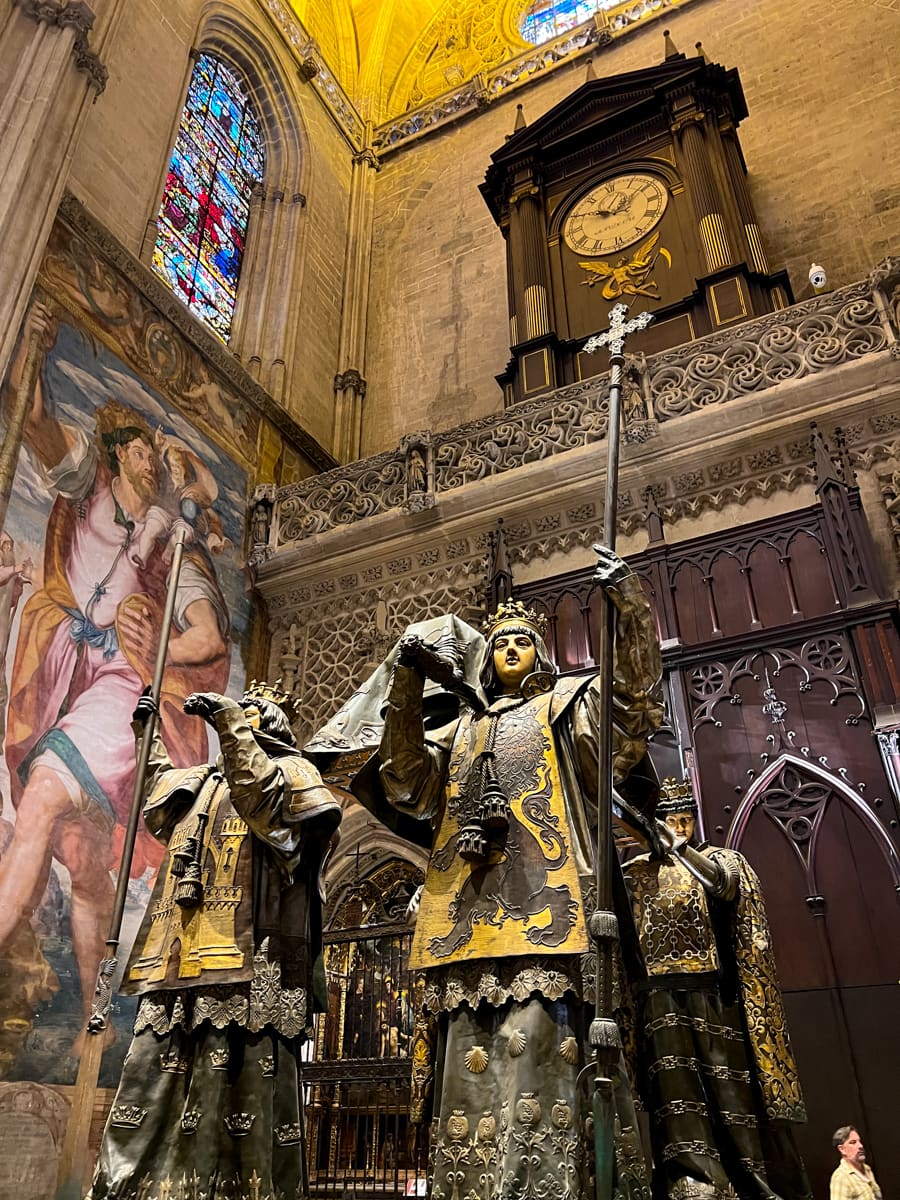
[507,1028,527,1058]
[558,1036,579,1064]
[465,1046,489,1074]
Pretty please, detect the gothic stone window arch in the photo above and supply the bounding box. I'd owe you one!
[152,52,265,341]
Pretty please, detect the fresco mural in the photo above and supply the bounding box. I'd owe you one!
[0,222,256,1092]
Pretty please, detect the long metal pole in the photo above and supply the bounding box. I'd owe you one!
[589,348,626,1200]
[581,302,653,1200]
[55,528,188,1200]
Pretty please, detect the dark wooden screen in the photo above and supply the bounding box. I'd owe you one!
[515,481,900,1196]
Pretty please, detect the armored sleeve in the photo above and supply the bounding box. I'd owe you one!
[379,664,448,819]
[213,703,313,877]
[132,718,190,844]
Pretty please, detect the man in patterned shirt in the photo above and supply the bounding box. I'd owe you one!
[830,1127,882,1200]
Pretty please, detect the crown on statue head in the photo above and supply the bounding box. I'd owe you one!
[485,600,547,641]
[655,775,698,816]
[242,678,299,723]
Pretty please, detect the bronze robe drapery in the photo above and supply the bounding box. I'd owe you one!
[624,846,811,1200]
[374,575,663,1200]
[89,706,341,1200]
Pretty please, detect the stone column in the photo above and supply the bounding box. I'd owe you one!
[229,183,308,405]
[504,199,523,347]
[672,108,734,273]
[0,0,120,382]
[228,181,267,365]
[333,136,379,463]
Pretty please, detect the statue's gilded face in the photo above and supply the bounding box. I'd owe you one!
[492,629,537,693]
[241,701,262,730]
[664,810,696,842]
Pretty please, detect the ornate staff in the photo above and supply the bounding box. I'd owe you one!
[55,528,188,1200]
[582,302,653,1200]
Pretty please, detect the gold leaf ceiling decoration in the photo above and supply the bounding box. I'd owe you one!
[288,0,535,123]
[281,0,697,136]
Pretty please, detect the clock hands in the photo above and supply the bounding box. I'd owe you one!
[586,190,635,218]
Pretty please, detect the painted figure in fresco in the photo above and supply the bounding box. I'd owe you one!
[89,681,342,1200]
[623,777,813,1200]
[316,547,663,1200]
[0,302,231,1052]
[0,530,32,740]
[829,1126,881,1200]
[153,426,231,559]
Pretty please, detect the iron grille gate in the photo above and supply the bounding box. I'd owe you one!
[306,864,428,1198]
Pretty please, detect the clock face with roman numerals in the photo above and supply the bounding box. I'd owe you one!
[562,173,669,257]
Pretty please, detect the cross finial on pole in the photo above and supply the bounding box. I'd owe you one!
[582,301,654,360]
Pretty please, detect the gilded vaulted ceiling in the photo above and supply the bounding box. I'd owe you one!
[288,0,535,122]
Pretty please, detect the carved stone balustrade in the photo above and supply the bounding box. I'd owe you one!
[256,259,900,744]
[269,273,897,554]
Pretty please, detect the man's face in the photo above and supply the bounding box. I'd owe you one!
[116,437,158,502]
[838,1129,865,1167]
[665,810,696,843]
[493,630,537,692]
[0,534,14,567]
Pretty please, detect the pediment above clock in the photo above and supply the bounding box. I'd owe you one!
[481,55,746,218]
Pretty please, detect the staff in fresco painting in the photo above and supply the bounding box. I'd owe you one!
[0,301,231,1053]
[88,681,341,1200]
[0,530,32,740]
[309,547,663,1200]
[623,778,813,1200]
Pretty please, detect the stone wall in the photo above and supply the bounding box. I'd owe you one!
[363,0,900,455]
[65,0,353,454]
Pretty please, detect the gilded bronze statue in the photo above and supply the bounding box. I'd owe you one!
[88,681,341,1200]
[310,546,663,1200]
[623,777,812,1200]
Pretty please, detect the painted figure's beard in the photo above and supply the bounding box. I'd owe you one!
[122,459,158,504]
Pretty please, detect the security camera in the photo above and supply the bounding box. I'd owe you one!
[809,263,827,291]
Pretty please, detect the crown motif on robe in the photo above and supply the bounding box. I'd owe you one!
[225,1112,256,1137]
[242,678,299,722]
[159,1049,188,1073]
[656,775,698,815]
[181,1110,201,1134]
[485,600,547,640]
[110,1105,148,1129]
[275,1122,303,1145]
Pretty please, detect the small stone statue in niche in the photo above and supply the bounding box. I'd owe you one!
[249,484,276,555]
[400,433,434,512]
[622,355,658,445]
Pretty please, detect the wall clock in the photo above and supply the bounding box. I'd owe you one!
[563,173,669,257]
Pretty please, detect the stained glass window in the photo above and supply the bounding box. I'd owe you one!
[152,54,265,341]
[520,0,621,46]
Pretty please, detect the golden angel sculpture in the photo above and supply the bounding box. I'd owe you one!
[580,233,670,300]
